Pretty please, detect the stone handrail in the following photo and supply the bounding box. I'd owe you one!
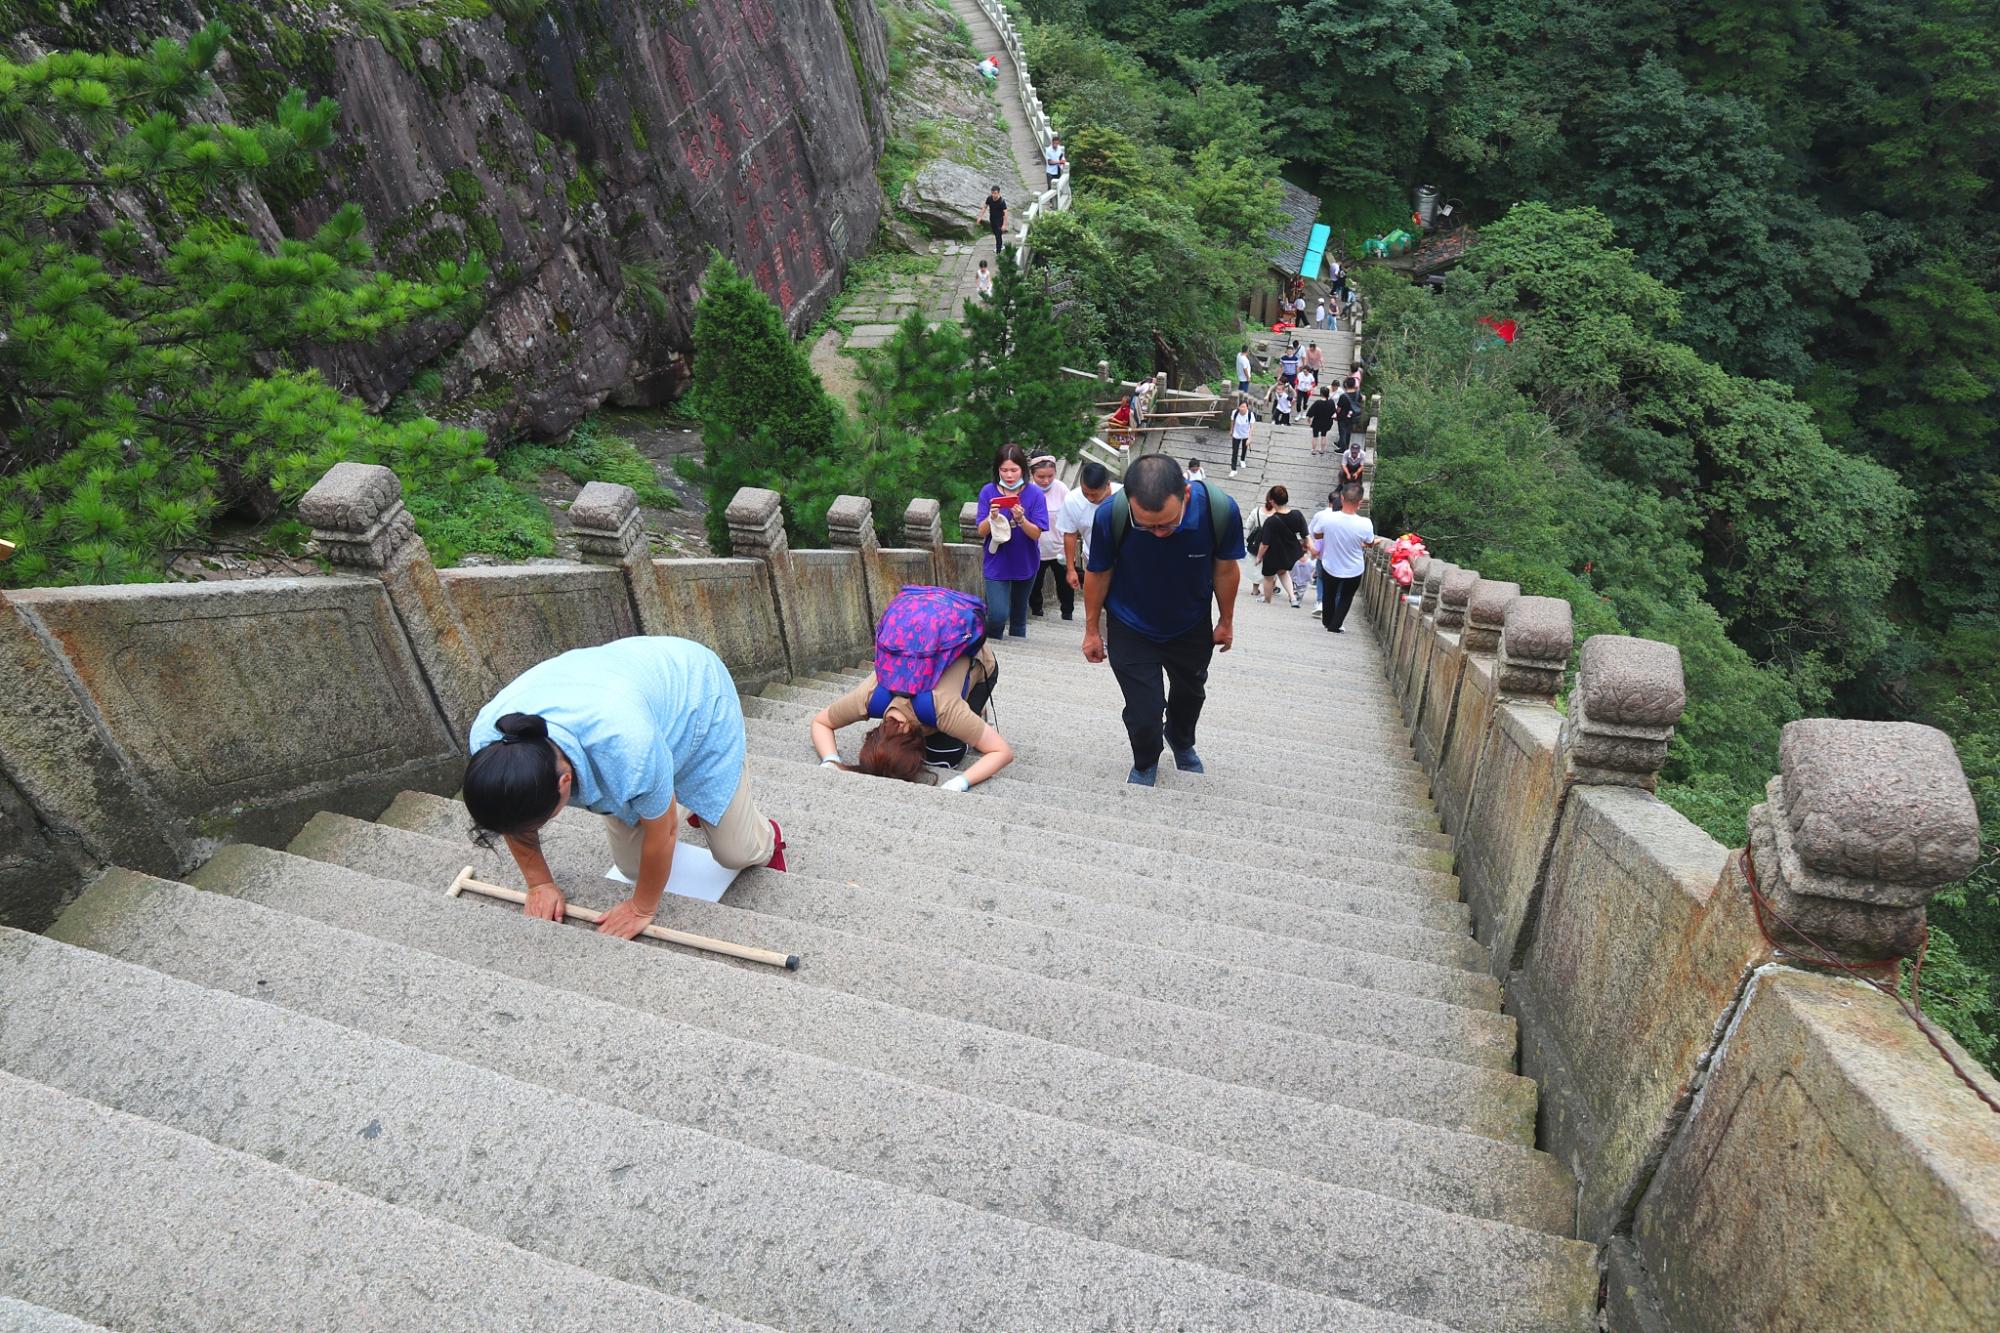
[1358,407,1999,1326]
[971,0,1070,266]
[0,465,986,937]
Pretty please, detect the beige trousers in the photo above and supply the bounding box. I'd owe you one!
[602,763,774,880]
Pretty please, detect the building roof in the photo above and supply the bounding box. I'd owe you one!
[1267,180,1321,273]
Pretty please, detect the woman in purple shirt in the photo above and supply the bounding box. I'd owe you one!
[975,442,1049,638]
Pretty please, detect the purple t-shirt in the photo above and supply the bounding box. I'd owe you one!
[977,481,1048,581]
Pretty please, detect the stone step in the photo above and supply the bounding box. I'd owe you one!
[771,675,1429,778]
[0,1067,761,1333]
[2,931,1543,1331]
[301,811,1515,1071]
[188,843,1539,1141]
[742,698,1422,822]
[738,740,1451,882]
[46,879,1577,1240]
[386,788,1500,1013]
[0,1299,110,1332]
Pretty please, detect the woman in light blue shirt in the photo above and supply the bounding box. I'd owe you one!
[463,637,785,939]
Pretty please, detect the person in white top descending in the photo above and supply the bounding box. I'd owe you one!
[1043,135,1065,189]
[1228,395,1254,476]
[1307,483,1380,633]
[1057,460,1121,593]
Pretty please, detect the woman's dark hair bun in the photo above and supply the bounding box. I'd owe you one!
[496,712,548,742]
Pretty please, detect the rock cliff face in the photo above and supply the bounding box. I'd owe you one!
[7,0,890,437]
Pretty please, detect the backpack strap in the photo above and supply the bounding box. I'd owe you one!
[1107,482,1231,562]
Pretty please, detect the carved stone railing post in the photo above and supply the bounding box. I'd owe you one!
[1435,566,1478,630]
[1462,579,1520,655]
[300,461,494,738]
[724,486,803,680]
[903,497,944,585]
[1496,596,1572,702]
[828,494,895,623]
[1421,560,1451,617]
[1555,635,1685,791]
[569,481,672,637]
[1746,720,1980,962]
[958,502,981,543]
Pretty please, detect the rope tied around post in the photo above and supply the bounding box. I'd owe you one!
[1740,848,1998,1115]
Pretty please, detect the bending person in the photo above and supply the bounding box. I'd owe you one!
[810,587,1015,790]
[462,636,785,940]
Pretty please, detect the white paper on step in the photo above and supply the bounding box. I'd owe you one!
[603,843,740,902]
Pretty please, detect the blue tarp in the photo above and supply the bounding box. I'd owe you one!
[1300,224,1331,280]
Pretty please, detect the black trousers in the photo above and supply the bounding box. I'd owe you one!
[1231,435,1250,468]
[924,660,1000,767]
[990,222,1005,253]
[1028,558,1074,617]
[1106,617,1214,770]
[1321,571,1363,631]
[1335,418,1354,452]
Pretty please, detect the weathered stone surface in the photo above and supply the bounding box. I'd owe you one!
[8,1,891,436]
[959,501,982,542]
[1510,785,1750,1241]
[903,497,943,549]
[1498,596,1572,700]
[1630,970,2000,1331]
[1778,720,1980,891]
[826,495,876,549]
[1410,555,1433,588]
[299,462,416,570]
[651,559,788,691]
[1557,635,1685,789]
[1436,567,1478,630]
[899,159,995,236]
[1422,560,1454,617]
[6,579,461,871]
[788,550,874,673]
[567,482,642,559]
[1436,655,1498,833]
[1457,704,1566,975]
[725,487,787,553]
[1461,579,1519,654]
[437,565,636,687]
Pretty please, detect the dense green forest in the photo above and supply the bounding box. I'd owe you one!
[1013,0,1999,1063]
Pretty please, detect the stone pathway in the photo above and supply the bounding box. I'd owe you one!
[811,0,1048,395]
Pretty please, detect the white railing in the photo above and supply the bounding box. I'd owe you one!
[970,0,1071,267]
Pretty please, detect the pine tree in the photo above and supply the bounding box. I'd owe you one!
[0,23,490,586]
[960,249,1093,462]
[684,254,841,551]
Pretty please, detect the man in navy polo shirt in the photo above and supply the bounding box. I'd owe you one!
[1082,453,1245,786]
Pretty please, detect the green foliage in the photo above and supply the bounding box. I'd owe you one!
[682,254,841,552]
[501,418,677,510]
[960,249,1094,460]
[0,24,491,585]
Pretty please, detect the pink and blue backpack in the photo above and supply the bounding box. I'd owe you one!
[866,585,988,727]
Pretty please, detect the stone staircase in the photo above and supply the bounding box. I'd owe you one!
[0,590,1602,1330]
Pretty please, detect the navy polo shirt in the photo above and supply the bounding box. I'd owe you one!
[1088,482,1247,640]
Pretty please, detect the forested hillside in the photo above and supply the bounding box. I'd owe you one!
[1014,0,1999,1064]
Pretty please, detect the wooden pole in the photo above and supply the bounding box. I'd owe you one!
[447,865,800,970]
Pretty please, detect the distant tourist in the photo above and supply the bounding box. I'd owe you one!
[1026,455,1073,620]
[1308,483,1379,634]
[976,443,1048,638]
[1185,456,1207,483]
[1304,341,1323,381]
[1279,342,1301,390]
[1314,297,1329,330]
[1334,376,1364,454]
[1235,345,1252,396]
[1081,453,1246,785]
[1306,385,1337,456]
[1272,381,1295,426]
[1228,394,1254,477]
[976,259,992,300]
[982,186,1008,255]
[463,638,786,941]
[1044,134,1066,187]
[1339,438,1367,491]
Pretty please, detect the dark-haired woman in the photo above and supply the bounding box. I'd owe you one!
[1253,484,1308,607]
[463,636,784,940]
[807,643,1014,788]
[976,443,1048,639]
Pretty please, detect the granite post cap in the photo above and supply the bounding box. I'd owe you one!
[826,494,873,531]
[1778,720,1979,891]
[1467,579,1521,630]
[724,487,783,526]
[1572,635,1686,729]
[1438,566,1480,609]
[1501,596,1574,665]
[298,462,402,531]
[568,481,639,532]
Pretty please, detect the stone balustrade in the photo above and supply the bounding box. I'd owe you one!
[0,467,983,934]
[1357,516,1999,1332]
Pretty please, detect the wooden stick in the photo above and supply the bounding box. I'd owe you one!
[447,866,800,970]
[0,538,14,560]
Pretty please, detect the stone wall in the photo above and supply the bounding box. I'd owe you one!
[1358,542,2000,1329]
[0,464,979,932]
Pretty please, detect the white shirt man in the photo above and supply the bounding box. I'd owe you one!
[1307,488,1379,633]
[1235,348,1252,392]
[1056,472,1121,583]
[1043,138,1065,184]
